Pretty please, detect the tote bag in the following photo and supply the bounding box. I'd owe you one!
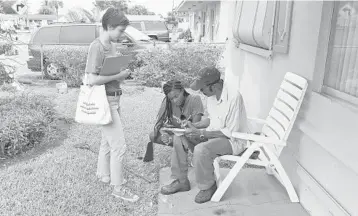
[75,74,112,125]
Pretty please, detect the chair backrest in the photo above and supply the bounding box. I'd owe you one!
[261,72,308,156]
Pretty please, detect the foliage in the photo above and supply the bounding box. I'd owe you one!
[43,45,88,87]
[131,43,224,87]
[0,41,13,55]
[0,93,56,157]
[38,5,55,15]
[178,29,192,41]
[93,0,129,13]
[65,8,95,23]
[127,5,155,15]
[0,62,14,85]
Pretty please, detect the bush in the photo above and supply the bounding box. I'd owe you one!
[0,42,13,55]
[44,45,89,87]
[131,43,224,87]
[0,94,56,156]
[0,62,15,85]
[178,29,192,41]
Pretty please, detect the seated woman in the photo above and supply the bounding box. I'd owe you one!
[142,80,204,162]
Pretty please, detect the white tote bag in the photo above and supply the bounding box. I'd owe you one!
[75,75,112,125]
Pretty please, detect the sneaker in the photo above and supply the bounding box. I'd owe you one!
[112,186,139,202]
[195,183,217,204]
[160,179,191,195]
[100,176,110,184]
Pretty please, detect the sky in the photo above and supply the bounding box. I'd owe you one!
[26,0,177,16]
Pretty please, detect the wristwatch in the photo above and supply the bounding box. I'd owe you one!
[200,129,205,140]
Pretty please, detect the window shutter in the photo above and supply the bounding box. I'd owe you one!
[232,0,275,50]
[273,0,294,53]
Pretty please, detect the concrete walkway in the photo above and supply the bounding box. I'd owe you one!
[158,167,308,216]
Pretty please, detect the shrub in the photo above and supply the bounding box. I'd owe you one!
[0,62,15,85]
[0,94,56,156]
[131,43,224,87]
[0,42,13,55]
[43,45,89,87]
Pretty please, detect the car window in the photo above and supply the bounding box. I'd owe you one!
[130,22,142,31]
[33,26,60,44]
[144,21,168,31]
[59,25,96,44]
[124,25,151,41]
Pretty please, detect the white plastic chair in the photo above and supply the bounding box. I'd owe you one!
[211,72,308,203]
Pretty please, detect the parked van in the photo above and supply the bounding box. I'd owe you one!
[127,15,170,42]
[27,23,156,79]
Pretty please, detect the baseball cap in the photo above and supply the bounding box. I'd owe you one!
[190,66,221,91]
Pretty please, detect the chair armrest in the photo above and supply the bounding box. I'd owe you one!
[231,132,286,146]
[248,117,266,125]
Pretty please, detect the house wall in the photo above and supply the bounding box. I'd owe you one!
[186,1,222,42]
[225,1,358,215]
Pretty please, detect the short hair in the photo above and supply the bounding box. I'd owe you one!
[102,7,129,31]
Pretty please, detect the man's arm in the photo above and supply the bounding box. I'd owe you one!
[200,93,244,140]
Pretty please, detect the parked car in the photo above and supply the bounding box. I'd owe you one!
[127,15,170,42]
[27,23,162,79]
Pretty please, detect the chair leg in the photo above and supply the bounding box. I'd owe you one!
[211,143,259,202]
[213,158,221,186]
[262,145,299,202]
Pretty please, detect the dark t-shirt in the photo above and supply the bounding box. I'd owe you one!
[84,38,121,93]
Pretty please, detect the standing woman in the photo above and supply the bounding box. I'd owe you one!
[84,8,139,202]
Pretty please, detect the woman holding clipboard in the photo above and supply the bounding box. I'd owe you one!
[142,80,205,162]
[84,8,138,202]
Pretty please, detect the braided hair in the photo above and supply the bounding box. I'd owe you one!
[153,80,189,139]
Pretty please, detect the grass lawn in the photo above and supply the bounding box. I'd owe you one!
[0,84,176,216]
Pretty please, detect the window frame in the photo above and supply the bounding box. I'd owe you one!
[321,1,358,106]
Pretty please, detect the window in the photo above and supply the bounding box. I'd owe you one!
[33,26,60,44]
[130,22,142,31]
[144,21,167,31]
[210,9,215,41]
[233,0,293,57]
[202,12,206,37]
[323,1,358,104]
[59,25,96,44]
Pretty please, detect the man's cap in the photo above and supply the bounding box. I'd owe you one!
[190,66,221,91]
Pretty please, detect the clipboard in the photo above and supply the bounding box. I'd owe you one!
[100,55,133,76]
[160,128,186,136]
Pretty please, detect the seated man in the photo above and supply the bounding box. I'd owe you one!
[160,66,250,204]
[142,80,205,162]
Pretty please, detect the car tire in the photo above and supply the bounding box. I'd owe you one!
[44,62,63,80]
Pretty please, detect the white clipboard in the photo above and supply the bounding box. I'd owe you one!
[161,128,186,136]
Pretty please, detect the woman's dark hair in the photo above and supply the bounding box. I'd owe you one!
[102,7,129,31]
[153,80,189,138]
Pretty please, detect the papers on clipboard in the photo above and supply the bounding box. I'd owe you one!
[160,128,186,136]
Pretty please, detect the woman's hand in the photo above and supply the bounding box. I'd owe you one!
[184,127,201,137]
[116,69,131,81]
[161,132,172,145]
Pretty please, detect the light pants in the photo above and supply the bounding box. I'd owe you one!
[171,136,233,190]
[96,95,126,186]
